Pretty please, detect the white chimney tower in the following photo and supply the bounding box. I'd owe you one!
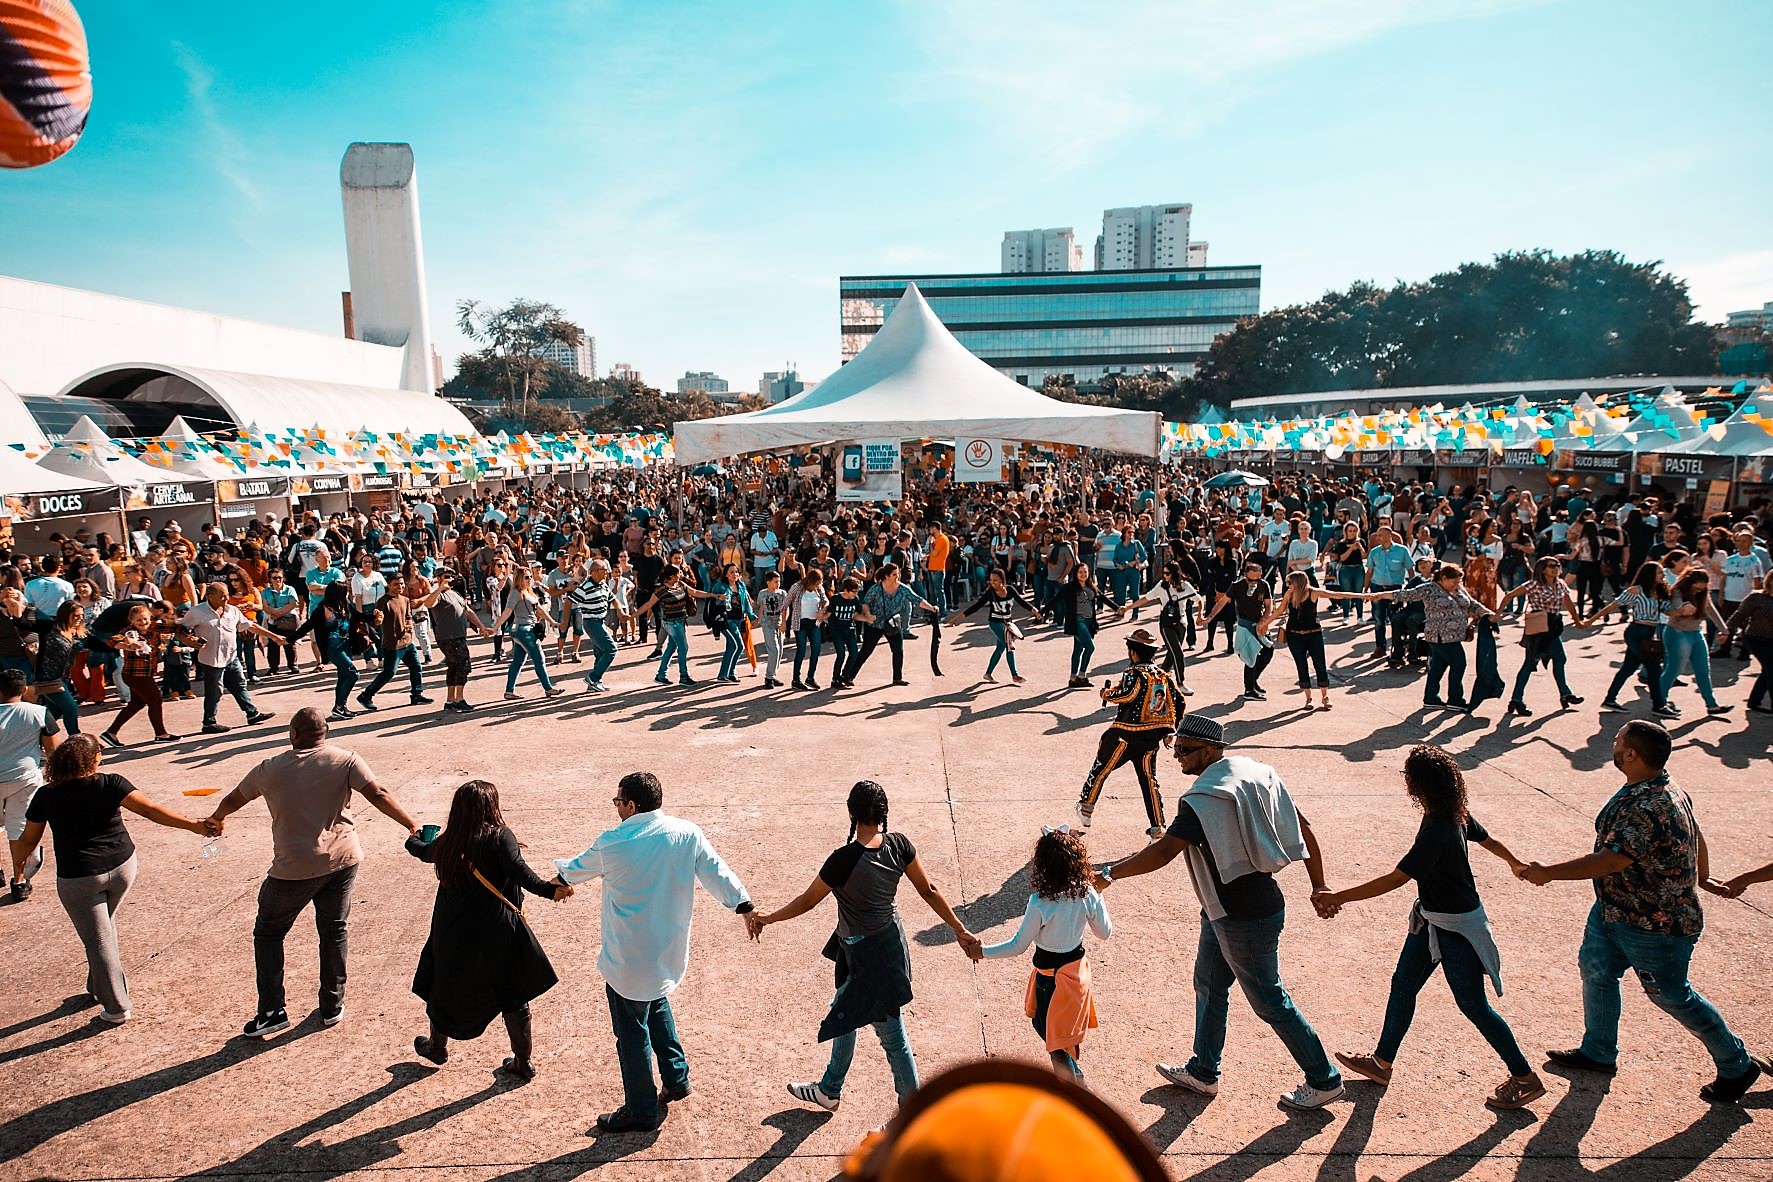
[340,142,437,394]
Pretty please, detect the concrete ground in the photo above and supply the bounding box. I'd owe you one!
[3,610,1769,1181]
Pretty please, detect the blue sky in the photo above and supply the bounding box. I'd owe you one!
[4,0,1770,393]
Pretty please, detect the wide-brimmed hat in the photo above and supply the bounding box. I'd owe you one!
[1126,628,1159,649]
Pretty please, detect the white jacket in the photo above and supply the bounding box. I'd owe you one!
[1181,756,1307,921]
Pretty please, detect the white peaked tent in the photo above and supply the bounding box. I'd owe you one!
[1665,399,1773,457]
[36,416,197,489]
[672,285,1161,464]
[0,445,109,498]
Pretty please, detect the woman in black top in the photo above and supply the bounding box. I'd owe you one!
[1262,572,1361,710]
[14,734,207,1022]
[748,782,979,1116]
[1327,522,1368,622]
[1053,564,1114,689]
[1197,540,1241,652]
[1314,745,1544,1110]
[947,568,1035,685]
[408,779,567,1081]
[30,601,86,735]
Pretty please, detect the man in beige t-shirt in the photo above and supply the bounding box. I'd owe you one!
[206,707,418,1038]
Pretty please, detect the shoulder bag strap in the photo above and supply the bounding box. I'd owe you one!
[472,865,531,929]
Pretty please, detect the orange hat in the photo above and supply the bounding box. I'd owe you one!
[847,1062,1168,1182]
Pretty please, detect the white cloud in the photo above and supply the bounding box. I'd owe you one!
[1676,250,1773,322]
[893,0,1547,170]
[169,41,263,212]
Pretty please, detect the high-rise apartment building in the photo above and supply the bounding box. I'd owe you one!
[677,370,729,395]
[1094,203,1192,271]
[610,362,644,384]
[1001,228,1084,273]
[1187,242,1209,268]
[533,336,596,378]
[760,367,806,403]
[840,264,1259,387]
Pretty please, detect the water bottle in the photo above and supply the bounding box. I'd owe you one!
[200,837,222,860]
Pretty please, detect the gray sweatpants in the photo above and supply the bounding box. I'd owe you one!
[57,854,138,1016]
[762,626,784,681]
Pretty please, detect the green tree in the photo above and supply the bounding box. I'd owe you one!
[1176,250,1719,418]
[454,298,586,417]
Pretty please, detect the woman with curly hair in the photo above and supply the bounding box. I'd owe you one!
[980,826,1113,1085]
[1313,745,1545,1110]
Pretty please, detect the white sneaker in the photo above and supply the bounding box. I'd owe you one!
[1075,801,1093,829]
[1181,684,1195,696]
[787,1080,840,1111]
[1156,1062,1218,1095]
[1279,1080,1345,1109]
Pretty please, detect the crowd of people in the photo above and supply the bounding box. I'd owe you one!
[0,458,1766,757]
[3,454,1772,1143]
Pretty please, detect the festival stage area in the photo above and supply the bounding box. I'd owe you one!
[4,614,1769,1181]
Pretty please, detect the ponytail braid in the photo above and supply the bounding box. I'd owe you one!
[846,779,890,842]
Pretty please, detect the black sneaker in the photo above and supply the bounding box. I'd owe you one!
[1545,1048,1617,1076]
[1600,699,1625,711]
[804,680,821,690]
[319,1003,345,1027]
[328,707,354,722]
[201,722,231,735]
[9,880,31,903]
[243,1009,291,1039]
[1700,1057,1766,1103]
[594,1105,665,1133]
[410,694,434,705]
[355,696,379,712]
[660,1082,692,1104]
[245,712,275,726]
[1507,701,1532,717]
[457,701,477,713]
[99,731,123,748]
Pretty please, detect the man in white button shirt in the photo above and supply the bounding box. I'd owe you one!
[554,771,752,1133]
[179,582,286,735]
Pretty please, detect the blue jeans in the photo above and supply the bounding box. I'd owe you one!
[1658,628,1717,708]
[583,616,618,684]
[1376,923,1530,1075]
[199,658,258,727]
[1510,631,1573,704]
[327,646,358,712]
[828,624,858,681]
[818,980,919,1102]
[1070,620,1095,678]
[505,625,554,692]
[986,619,1019,678]
[1576,903,1748,1075]
[362,643,422,700]
[1335,566,1365,619]
[794,622,823,683]
[37,686,81,735]
[1605,623,1666,708]
[656,619,691,680]
[924,569,946,615]
[1187,910,1340,1091]
[1424,641,1468,703]
[1118,569,1143,613]
[719,621,744,679]
[606,984,687,1121]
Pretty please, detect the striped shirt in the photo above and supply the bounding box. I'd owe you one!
[568,578,614,621]
[1609,587,1669,625]
[376,543,405,576]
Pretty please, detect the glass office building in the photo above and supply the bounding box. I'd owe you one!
[839,266,1260,386]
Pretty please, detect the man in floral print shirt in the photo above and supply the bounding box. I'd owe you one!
[1519,720,1770,1104]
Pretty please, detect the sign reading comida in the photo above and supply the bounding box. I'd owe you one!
[955,438,1008,484]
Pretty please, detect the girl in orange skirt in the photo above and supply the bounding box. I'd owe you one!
[980,826,1112,1084]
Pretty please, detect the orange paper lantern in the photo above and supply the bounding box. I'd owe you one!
[0,0,91,169]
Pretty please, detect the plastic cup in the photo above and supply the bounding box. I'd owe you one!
[420,824,442,843]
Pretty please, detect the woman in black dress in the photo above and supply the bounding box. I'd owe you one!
[408,779,567,1081]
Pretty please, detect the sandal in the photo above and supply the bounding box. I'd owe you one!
[1333,1051,1392,1085]
[1486,1073,1546,1110]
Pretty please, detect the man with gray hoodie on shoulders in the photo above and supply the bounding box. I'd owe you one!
[1097,713,1344,1110]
